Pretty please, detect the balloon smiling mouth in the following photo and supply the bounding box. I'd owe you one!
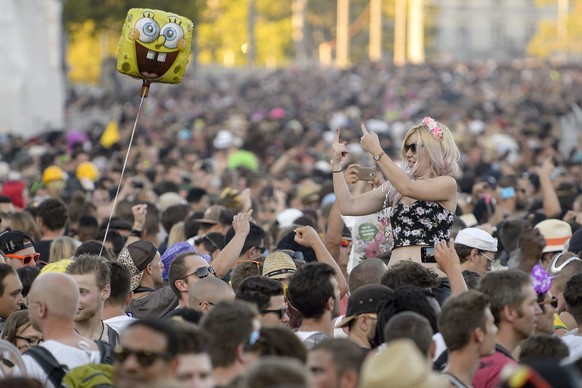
[136,42,179,80]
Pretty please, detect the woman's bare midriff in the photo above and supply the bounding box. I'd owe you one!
[389,245,447,279]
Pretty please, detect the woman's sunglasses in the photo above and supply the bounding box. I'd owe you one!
[5,252,40,265]
[114,346,171,367]
[404,143,417,153]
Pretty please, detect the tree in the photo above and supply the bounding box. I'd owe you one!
[528,0,582,59]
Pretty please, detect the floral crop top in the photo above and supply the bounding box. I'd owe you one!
[390,200,454,248]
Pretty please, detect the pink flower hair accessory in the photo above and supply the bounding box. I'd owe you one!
[531,264,553,294]
[422,116,443,139]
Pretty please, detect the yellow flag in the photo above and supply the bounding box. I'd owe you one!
[100,120,120,148]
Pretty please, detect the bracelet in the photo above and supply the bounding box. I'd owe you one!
[332,168,343,173]
[129,229,143,238]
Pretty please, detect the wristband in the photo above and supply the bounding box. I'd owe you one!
[332,169,343,173]
[130,229,143,238]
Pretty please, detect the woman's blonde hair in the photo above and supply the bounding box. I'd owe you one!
[168,221,186,247]
[385,120,460,207]
[49,236,78,263]
[9,212,41,242]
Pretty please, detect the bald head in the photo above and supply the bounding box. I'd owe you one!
[29,273,79,319]
[348,258,388,293]
[188,276,235,311]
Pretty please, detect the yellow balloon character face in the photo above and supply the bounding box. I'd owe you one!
[117,9,193,84]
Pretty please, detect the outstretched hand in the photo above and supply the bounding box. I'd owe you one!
[360,123,382,156]
[294,225,321,248]
[131,204,147,230]
[233,209,253,236]
[331,129,349,164]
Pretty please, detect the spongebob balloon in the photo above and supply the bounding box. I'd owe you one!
[117,9,194,97]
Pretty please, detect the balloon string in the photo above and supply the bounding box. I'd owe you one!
[99,92,146,258]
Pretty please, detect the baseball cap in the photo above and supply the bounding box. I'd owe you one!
[276,208,304,228]
[455,227,498,252]
[535,219,572,253]
[194,205,226,225]
[336,284,393,328]
[42,165,65,185]
[159,192,187,213]
[126,240,158,271]
[0,231,35,254]
[117,241,158,291]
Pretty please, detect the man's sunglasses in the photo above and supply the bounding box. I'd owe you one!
[5,252,40,265]
[180,266,216,281]
[260,307,287,320]
[404,143,417,153]
[537,294,558,313]
[114,346,172,367]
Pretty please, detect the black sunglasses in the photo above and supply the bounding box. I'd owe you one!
[114,346,171,367]
[404,143,417,153]
[537,294,558,313]
[180,266,216,281]
[202,234,221,251]
[260,307,287,320]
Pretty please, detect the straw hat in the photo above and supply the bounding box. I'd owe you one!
[360,339,450,388]
[534,219,572,253]
[262,251,297,280]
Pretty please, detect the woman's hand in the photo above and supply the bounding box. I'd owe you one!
[360,123,383,156]
[331,129,349,164]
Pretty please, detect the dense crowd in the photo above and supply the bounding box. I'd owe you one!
[0,59,581,387]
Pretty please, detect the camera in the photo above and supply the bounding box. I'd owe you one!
[420,246,436,263]
[357,167,376,181]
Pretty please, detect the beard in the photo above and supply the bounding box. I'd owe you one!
[74,304,99,323]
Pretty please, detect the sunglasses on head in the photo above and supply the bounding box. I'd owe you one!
[404,143,417,153]
[180,266,216,281]
[114,346,171,367]
[202,234,220,251]
[5,252,40,265]
[340,239,352,248]
[260,307,287,320]
[234,259,263,271]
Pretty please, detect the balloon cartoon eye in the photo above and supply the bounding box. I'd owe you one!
[161,23,185,49]
[135,17,160,43]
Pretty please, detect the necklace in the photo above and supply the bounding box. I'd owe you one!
[74,320,105,340]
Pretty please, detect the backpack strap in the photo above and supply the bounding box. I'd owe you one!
[106,324,118,348]
[24,346,67,386]
[95,340,115,365]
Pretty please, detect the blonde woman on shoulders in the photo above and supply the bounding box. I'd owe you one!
[332,118,460,277]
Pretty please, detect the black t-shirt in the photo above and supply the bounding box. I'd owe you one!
[35,240,53,264]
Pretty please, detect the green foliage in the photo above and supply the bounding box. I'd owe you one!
[528,0,582,58]
[63,0,203,31]
[64,0,402,69]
